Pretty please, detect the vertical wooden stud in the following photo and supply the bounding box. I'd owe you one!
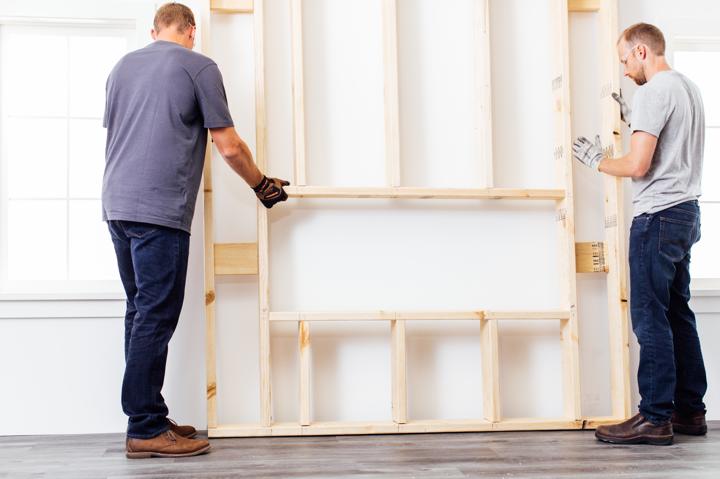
[254,0,273,427]
[551,0,582,421]
[476,0,494,187]
[599,0,631,419]
[391,317,407,424]
[290,0,307,186]
[480,319,501,422]
[382,0,401,186]
[201,0,218,431]
[299,320,311,426]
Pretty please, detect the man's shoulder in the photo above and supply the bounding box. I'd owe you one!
[163,45,217,77]
[122,42,216,77]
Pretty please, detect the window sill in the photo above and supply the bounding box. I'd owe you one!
[0,292,125,301]
[0,293,126,319]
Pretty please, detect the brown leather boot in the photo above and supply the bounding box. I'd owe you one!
[595,413,673,445]
[168,418,197,438]
[126,430,211,459]
[671,410,707,436]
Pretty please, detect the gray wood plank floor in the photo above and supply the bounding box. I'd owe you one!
[1,423,718,478]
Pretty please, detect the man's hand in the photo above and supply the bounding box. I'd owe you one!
[253,176,290,208]
[611,90,632,127]
[572,135,604,171]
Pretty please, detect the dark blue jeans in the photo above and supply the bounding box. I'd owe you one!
[108,220,190,439]
[629,200,707,424]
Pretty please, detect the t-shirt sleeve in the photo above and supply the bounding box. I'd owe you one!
[103,76,109,128]
[631,85,671,137]
[193,63,234,129]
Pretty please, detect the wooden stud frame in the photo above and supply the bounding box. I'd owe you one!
[203,0,631,438]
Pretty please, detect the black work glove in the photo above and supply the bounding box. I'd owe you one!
[253,175,290,208]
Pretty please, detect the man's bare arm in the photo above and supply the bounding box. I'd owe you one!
[209,126,264,187]
[599,131,657,178]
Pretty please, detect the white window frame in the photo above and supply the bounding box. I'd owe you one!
[0,0,158,308]
[0,19,135,300]
[671,36,720,298]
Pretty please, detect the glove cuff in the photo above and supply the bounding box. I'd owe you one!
[253,175,270,193]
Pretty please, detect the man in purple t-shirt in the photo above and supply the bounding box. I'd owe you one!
[102,3,289,458]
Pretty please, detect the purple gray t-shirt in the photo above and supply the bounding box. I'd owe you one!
[102,40,233,233]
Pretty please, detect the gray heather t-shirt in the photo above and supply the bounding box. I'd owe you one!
[630,70,704,217]
[102,40,233,233]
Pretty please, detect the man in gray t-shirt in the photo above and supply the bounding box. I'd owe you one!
[573,23,707,446]
[103,3,289,459]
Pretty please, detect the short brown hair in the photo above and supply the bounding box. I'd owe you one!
[154,3,195,33]
[618,23,666,56]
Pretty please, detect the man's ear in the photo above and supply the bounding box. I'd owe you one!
[637,44,648,60]
[151,28,157,40]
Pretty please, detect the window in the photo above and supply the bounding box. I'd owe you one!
[0,22,133,295]
[674,39,720,282]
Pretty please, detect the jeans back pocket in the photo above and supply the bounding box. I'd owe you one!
[659,216,697,262]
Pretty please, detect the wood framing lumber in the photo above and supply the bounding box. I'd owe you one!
[575,241,608,273]
[476,0,494,187]
[382,0,401,187]
[214,243,258,275]
[208,415,620,437]
[210,0,253,14]
[254,0,273,427]
[480,319,501,422]
[551,0,582,421]
[390,319,408,424]
[290,0,307,185]
[599,0,632,420]
[284,186,565,200]
[269,311,571,322]
[203,146,218,428]
[568,0,601,12]
[201,0,218,430]
[299,321,311,426]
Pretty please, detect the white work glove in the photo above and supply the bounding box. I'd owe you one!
[611,89,632,127]
[572,135,604,171]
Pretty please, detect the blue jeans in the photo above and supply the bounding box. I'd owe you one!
[108,220,190,439]
[629,200,707,424]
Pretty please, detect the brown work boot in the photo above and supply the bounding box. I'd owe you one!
[595,413,673,445]
[671,410,707,436]
[168,418,197,438]
[126,430,210,459]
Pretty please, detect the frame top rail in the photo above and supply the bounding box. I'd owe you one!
[284,186,565,201]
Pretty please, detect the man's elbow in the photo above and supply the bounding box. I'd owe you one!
[630,161,651,179]
[215,139,242,159]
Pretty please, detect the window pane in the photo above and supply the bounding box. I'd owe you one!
[69,35,128,118]
[68,200,119,281]
[692,203,720,279]
[674,51,720,126]
[6,118,68,199]
[702,128,720,202]
[69,119,106,198]
[8,200,67,280]
[1,30,68,117]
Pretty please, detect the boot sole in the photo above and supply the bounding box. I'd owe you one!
[672,424,707,436]
[126,444,211,459]
[595,431,673,446]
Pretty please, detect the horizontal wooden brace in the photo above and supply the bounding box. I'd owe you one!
[208,415,626,437]
[568,0,600,12]
[284,186,565,200]
[214,243,258,275]
[269,310,571,322]
[210,0,253,13]
[575,241,608,273]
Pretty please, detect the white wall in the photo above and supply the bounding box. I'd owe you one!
[0,0,719,435]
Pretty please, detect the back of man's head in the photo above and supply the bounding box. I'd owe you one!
[154,2,195,34]
[618,23,666,56]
